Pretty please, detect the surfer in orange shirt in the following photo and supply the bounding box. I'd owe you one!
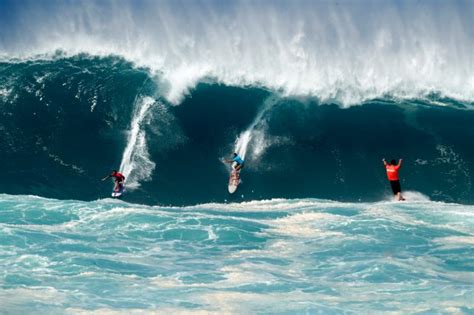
[383,158,405,201]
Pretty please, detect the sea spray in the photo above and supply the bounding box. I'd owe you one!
[0,0,472,105]
[234,96,280,160]
[119,96,156,189]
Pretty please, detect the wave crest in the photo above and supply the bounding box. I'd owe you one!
[1,0,473,105]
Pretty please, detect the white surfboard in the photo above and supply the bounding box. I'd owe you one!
[111,185,125,198]
[228,169,240,194]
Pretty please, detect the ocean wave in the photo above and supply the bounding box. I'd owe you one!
[0,193,473,313]
[0,57,473,204]
[0,0,473,105]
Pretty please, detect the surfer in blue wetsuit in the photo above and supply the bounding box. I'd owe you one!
[225,153,244,171]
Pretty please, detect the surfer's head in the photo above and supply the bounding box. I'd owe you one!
[111,170,118,175]
[390,160,397,165]
[233,153,238,157]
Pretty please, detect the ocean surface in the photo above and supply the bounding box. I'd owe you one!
[0,0,473,313]
[1,193,473,314]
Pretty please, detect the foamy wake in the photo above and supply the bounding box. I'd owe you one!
[234,96,279,162]
[119,96,156,190]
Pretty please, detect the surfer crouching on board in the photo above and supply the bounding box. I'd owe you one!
[225,153,245,171]
[102,170,125,192]
[383,159,405,201]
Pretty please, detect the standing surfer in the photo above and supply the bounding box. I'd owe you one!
[225,153,244,194]
[102,170,125,192]
[383,159,405,201]
[225,153,245,171]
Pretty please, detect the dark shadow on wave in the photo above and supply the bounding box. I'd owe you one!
[0,56,472,205]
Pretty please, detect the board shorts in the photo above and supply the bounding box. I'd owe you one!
[390,180,401,195]
[232,162,244,170]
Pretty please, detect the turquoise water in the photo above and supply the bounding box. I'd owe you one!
[1,1,473,313]
[1,193,472,314]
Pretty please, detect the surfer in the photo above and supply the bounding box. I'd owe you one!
[383,159,405,201]
[225,153,245,171]
[102,170,125,192]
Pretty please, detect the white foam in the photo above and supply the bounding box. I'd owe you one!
[400,191,431,202]
[267,212,345,238]
[1,1,472,106]
[119,96,156,190]
[234,96,281,162]
[189,198,340,213]
[218,263,276,287]
[67,308,179,315]
[433,236,474,248]
[0,87,12,99]
[0,287,66,305]
[381,190,431,203]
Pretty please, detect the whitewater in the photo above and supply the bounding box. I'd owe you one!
[1,0,473,105]
[0,193,473,314]
[1,0,474,313]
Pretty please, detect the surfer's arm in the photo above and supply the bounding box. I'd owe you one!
[397,159,403,167]
[382,158,388,166]
[101,175,111,181]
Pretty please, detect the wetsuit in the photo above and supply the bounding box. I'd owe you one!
[232,155,244,169]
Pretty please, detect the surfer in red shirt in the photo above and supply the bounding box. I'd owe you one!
[383,159,405,201]
[102,170,125,192]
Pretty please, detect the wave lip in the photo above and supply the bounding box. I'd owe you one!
[1,0,473,105]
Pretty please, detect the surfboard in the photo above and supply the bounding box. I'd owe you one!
[111,185,125,198]
[228,169,240,194]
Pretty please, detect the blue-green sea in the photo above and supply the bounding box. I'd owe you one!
[1,0,473,313]
[1,193,473,314]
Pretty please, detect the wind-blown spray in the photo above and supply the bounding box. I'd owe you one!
[235,96,279,161]
[0,0,472,106]
[119,96,156,189]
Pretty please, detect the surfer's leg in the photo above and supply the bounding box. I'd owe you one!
[390,180,403,200]
[391,181,404,201]
[390,181,397,195]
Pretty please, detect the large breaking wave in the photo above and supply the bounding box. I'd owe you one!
[1,0,473,105]
[0,55,473,205]
[1,2,474,313]
[0,0,473,204]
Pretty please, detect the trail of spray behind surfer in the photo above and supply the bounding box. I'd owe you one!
[234,96,280,161]
[119,96,156,190]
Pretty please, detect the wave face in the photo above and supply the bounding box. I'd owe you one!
[0,0,473,105]
[0,194,473,313]
[0,56,474,205]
